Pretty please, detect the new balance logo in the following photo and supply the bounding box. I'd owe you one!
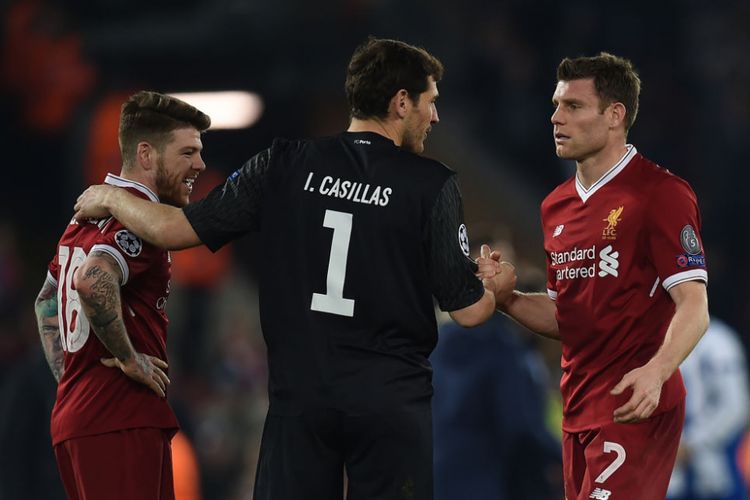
[553,224,565,237]
[598,245,619,277]
[589,488,612,499]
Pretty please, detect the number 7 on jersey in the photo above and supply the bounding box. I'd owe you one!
[311,209,355,317]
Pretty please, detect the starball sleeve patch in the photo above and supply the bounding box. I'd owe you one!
[114,230,143,257]
[458,224,470,257]
[680,225,702,255]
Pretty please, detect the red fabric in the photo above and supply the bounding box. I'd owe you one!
[563,400,684,500]
[54,428,175,500]
[541,148,705,431]
[47,175,178,444]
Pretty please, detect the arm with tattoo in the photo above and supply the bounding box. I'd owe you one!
[74,252,135,362]
[74,250,170,397]
[34,278,64,382]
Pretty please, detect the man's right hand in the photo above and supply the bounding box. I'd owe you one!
[477,244,517,308]
[101,353,171,398]
[74,185,117,221]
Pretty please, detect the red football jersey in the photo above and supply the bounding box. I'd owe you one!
[542,146,707,432]
[46,174,178,445]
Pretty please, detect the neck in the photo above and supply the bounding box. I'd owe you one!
[348,118,401,146]
[118,165,157,192]
[576,143,629,189]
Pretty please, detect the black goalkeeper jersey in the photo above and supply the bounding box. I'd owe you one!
[183,131,484,415]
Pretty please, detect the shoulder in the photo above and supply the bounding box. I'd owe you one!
[633,153,697,199]
[411,154,456,185]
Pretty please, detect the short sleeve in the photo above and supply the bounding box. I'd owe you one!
[183,148,272,252]
[47,250,60,286]
[545,252,558,301]
[646,175,708,291]
[428,176,484,311]
[94,220,162,285]
[541,211,558,301]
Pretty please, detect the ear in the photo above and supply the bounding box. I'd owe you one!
[609,102,627,130]
[388,89,411,119]
[136,141,156,170]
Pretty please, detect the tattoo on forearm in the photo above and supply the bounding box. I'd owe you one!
[35,281,64,382]
[79,264,133,362]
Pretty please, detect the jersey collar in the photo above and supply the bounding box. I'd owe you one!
[104,173,159,202]
[575,145,637,203]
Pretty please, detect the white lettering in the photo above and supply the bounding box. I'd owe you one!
[340,180,352,198]
[303,171,314,191]
[551,245,596,266]
[329,178,341,197]
[314,175,392,207]
[380,188,391,206]
[319,176,333,195]
[368,186,381,205]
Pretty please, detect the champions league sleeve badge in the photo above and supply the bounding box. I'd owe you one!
[680,225,702,255]
[458,224,471,257]
[115,230,143,257]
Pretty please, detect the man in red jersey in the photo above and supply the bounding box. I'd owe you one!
[33,91,210,500]
[478,53,709,500]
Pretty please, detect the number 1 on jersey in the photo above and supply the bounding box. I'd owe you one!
[311,209,355,317]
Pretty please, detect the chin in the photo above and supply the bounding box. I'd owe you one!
[555,146,574,160]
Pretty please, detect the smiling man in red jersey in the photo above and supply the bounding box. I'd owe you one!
[478,53,709,500]
[34,91,210,500]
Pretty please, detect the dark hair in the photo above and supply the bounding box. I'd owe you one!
[557,52,641,131]
[119,91,211,167]
[345,37,444,119]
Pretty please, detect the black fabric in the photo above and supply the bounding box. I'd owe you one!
[184,131,484,415]
[428,176,483,311]
[182,147,271,246]
[254,408,433,500]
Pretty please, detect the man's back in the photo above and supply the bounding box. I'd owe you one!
[189,131,482,415]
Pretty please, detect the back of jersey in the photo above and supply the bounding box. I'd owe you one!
[186,131,482,415]
[263,131,464,415]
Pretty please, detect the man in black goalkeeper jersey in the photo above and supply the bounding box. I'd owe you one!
[74,37,507,500]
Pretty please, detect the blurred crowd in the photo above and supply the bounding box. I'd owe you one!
[1,0,749,498]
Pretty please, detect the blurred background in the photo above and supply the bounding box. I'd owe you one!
[1,0,749,498]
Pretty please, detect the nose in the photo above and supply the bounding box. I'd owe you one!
[194,154,207,172]
[551,105,562,125]
[431,104,439,124]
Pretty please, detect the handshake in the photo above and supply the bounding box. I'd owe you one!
[475,244,517,311]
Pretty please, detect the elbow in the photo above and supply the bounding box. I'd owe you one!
[448,290,495,328]
[451,312,486,329]
[72,266,94,304]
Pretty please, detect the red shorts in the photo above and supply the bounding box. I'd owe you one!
[54,427,176,500]
[563,400,684,500]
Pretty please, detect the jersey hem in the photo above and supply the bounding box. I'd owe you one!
[91,244,130,285]
[662,269,708,290]
[561,395,684,433]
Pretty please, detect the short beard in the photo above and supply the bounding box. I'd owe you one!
[155,157,182,207]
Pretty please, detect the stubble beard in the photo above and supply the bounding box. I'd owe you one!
[155,158,186,208]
